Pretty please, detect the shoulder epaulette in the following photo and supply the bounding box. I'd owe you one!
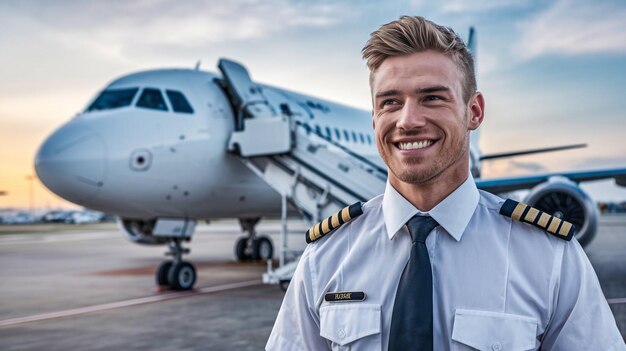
[499,199,575,241]
[306,202,363,243]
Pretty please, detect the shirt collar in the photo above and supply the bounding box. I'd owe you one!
[382,175,479,241]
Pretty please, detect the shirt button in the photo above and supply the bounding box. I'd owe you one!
[492,342,502,351]
[337,328,346,339]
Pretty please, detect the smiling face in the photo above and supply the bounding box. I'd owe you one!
[372,50,484,192]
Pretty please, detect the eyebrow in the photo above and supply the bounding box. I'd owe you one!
[375,85,451,99]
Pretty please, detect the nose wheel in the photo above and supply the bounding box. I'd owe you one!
[234,235,274,261]
[156,239,197,291]
[235,218,274,261]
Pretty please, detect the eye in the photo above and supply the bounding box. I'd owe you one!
[424,95,443,101]
[381,99,400,107]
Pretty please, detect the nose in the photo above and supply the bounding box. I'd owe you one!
[35,122,107,206]
[396,100,427,130]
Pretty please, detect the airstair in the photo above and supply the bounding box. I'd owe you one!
[218,59,387,287]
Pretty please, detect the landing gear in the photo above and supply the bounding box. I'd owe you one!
[168,261,197,290]
[156,261,173,286]
[155,239,197,291]
[253,236,273,260]
[235,218,274,261]
[235,237,252,261]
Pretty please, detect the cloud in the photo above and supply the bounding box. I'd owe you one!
[573,156,626,170]
[476,51,499,77]
[482,159,549,178]
[509,160,549,172]
[436,0,527,13]
[0,0,347,63]
[516,0,626,59]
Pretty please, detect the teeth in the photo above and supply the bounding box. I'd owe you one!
[398,140,432,150]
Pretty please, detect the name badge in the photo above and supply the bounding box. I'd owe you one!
[324,291,366,302]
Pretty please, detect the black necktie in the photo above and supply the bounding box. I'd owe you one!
[388,215,439,351]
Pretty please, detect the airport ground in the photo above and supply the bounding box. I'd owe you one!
[0,216,625,350]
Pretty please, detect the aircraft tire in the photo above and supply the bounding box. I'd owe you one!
[156,260,173,286]
[168,261,196,291]
[235,237,252,261]
[252,235,273,261]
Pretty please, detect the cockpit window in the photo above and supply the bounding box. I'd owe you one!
[137,88,168,111]
[86,88,138,112]
[166,90,194,114]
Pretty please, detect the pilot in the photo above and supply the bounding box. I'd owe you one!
[266,16,624,350]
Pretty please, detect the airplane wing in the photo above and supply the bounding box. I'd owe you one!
[479,144,586,160]
[476,167,626,193]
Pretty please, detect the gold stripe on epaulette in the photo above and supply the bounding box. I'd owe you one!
[559,221,573,237]
[341,207,351,222]
[511,203,527,221]
[524,207,540,223]
[313,224,321,240]
[537,213,551,228]
[331,212,340,228]
[547,217,562,233]
[322,218,331,233]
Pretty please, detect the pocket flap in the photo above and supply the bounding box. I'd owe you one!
[452,309,537,351]
[320,304,381,346]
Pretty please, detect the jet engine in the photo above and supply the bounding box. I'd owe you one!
[524,176,598,247]
[118,218,168,245]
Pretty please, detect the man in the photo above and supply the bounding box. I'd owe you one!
[266,16,624,350]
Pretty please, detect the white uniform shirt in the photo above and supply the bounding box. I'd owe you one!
[267,176,624,350]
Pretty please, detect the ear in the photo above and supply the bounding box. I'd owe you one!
[467,92,485,130]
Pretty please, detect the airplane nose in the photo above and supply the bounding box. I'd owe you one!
[35,122,106,205]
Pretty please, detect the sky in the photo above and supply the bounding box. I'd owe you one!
[1,0,625,210]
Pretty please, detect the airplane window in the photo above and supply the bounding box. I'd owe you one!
[366,134,372,145]
[352,131,358,143]
[137,88,168,111]
[86,88,138,112]
[315,125,322,136]
[359,133,365,144]
[334,128,341,140]
[343,130,350,141]
[325,127,332,139]
[166,90,194,114]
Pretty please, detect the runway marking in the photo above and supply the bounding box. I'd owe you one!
[0,280,261,328]
[607,297,626,305]
[0,232,117,245]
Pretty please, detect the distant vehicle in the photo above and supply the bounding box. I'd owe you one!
[42,210,104,224]
[1,212,40,224]
[67,211,104,224]
[42,211,71,223]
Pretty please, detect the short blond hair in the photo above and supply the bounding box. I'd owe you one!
[362,16,476,102]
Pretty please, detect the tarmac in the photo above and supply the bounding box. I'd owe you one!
[0,216,625,350]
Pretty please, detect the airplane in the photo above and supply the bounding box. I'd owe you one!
[34,32,626,291]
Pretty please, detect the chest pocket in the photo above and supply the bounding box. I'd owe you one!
[451,309,538,351]
[320,303,381,351]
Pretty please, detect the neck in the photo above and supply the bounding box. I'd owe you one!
[389,160,469,212]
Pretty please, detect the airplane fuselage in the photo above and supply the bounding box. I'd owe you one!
[36,68,399,220]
